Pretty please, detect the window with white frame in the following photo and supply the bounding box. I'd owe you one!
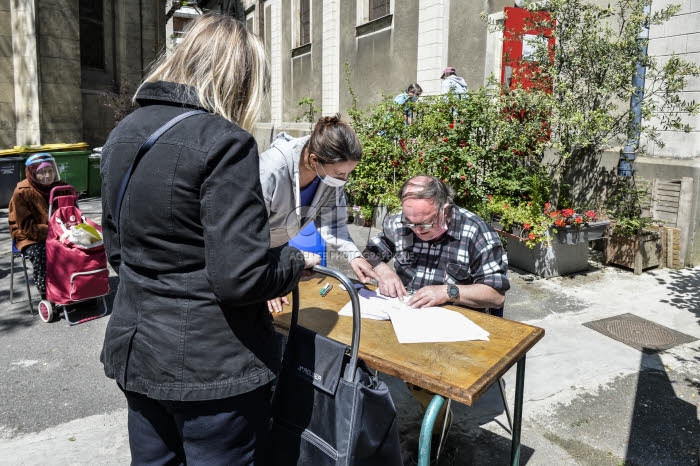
[292,0,311,48]
[246,10,256,35]
[357,0,392,25]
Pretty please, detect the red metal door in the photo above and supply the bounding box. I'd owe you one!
[501,6,555,91]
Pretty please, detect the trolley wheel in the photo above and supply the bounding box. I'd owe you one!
[38,300,54,323]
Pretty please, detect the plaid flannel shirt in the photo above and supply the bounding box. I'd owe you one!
[365,205,509,293]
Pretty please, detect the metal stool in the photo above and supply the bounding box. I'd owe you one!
[10,240,34,315]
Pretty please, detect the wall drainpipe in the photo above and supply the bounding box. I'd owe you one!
[618,3,651,177]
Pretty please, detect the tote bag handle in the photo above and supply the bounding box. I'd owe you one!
[291,265,362,382]
[114,109,208,233]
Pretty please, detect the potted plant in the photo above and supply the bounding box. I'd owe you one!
[547,207,609,245]
[603,178,661,274]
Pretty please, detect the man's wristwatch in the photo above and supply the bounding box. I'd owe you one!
[447,284,460,303]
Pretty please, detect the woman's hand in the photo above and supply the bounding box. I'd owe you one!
[302,252,321,269]
[267,296,289,313]
[349,257,379,283]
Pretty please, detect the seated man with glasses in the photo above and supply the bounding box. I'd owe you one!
[362,175,509,443]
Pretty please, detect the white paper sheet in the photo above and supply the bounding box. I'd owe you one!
[338,291,490,343]
[338,288,393,320]
[387,306,490,344]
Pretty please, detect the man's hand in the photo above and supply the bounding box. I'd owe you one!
[267,296,289,313]
[406,285,449,308]
[373,263,408,299]
[349,257,379,283]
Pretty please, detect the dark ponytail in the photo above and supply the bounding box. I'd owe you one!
[305,113,362,165]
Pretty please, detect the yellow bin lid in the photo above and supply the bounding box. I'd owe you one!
[10,142,90,154]
[0,148,24,157]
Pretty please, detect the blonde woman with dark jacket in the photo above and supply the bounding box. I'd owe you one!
[99,13,319,465]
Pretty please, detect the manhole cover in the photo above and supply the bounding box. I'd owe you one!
[583,313,697,353]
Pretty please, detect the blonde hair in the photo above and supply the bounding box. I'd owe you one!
[136,13,269,132]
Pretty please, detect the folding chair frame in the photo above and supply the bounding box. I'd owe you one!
[10,241,34,315]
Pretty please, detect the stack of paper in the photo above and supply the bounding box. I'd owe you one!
[338,288,392,320]
[338,290,490,344]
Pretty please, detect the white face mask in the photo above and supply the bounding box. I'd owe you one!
[315,162,347,188]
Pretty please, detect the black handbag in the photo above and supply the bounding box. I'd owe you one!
[270,266,403,466]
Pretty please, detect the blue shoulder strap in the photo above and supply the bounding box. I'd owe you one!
[114,109,207,233]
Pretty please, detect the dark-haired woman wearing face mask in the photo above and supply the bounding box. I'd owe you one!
[8,153,67,299]
[259,114,380,312]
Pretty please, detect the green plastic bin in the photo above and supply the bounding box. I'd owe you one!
[0,156,25,208]
[88,154,102,198]
[50,150,91,195]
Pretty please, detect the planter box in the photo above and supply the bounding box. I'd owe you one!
[497,229,590,278]
[555,221,610,245]
[604,229,663,275]
[490,215,505,231]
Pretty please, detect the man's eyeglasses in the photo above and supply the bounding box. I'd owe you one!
[400,211,440,230]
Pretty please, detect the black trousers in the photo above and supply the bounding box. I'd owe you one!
[121,384,271,466]
[23,242,46,295]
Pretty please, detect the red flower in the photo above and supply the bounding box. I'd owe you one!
[575,217,583,224]
[449,122,455,129]
[562,208,575,217]
[586,210,596,219]
[467,162,473,168]
[503,204,509,210]
[419,151,424,156]
[443,137,448,142]
[487,194,493,200]
[460,175,466,180]
[419,157,424,163]
[528,233,536,240]
[523,222,531,230]
[550,211,559,218]
[555,219,566,227]
[444,157,449,161]
[544,202,551,212]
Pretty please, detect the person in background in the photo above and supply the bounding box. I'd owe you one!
[260,114,379,313]
[99,13,319,465]
[393,83,423,125]
[363,175,509,439]
[440,66,468,96]
[8,153,66,299]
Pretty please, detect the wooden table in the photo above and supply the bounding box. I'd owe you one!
[273,274,545,465]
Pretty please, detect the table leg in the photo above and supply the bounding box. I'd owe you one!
[510,355,526,466]
[417,394,445,466]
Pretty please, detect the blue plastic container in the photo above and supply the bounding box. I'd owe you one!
[288,221,327,266]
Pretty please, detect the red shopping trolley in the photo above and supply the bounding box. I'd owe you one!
[38,186,110,325]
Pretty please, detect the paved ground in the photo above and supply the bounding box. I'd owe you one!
[0,198,698,465]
